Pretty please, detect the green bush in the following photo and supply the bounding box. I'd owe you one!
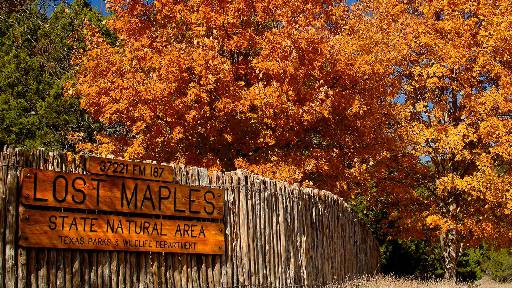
[380,239,444,279]
[456,247,484,282]
[482,248,512,282]
[0,0,109,150]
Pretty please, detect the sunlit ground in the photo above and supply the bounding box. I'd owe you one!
[328,275,512,287]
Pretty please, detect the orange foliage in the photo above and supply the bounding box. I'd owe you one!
[75,0,400,198]
[355,0,512,275]
[75,0,512,271]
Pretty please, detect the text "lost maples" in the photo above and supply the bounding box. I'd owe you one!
[20,168,224,219]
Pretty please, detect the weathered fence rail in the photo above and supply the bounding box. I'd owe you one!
[0,148,379,288]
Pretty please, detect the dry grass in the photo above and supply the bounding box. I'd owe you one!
[330,275,512,288]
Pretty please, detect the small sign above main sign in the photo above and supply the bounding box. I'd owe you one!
[20,168,224,219]
[86,156,174,182]
[19,208,224,254]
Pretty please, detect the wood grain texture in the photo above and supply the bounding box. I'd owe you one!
[6,170,18,288]
[0,149,380,288]
[87,156,175,182]
[0,157,6,288]
[19,208,225,255]
[20,168,224,220]
[17,247,27,288]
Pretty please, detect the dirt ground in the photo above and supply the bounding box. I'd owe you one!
[334,275,512,288]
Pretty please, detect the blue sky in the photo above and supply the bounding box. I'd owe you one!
[88,0,107,14]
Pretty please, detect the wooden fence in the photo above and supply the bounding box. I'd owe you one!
[0,148,379,288]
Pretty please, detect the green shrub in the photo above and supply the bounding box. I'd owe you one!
[456,247,484,282]
[482,248,512,282]
[380,239,444,279]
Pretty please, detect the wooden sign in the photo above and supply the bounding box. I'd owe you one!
[19,208,224,254]
[20,168,223,219]
[86,156,174,182]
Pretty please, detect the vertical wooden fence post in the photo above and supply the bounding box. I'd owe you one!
[0,148,381,288]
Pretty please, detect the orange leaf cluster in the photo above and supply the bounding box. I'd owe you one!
[360,0,512,247]
[75,0,399,197]
[75,0,512,250]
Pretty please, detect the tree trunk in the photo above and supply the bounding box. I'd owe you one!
[440,227,460,281]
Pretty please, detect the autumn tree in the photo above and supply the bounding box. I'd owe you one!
[357,0,512,279]
[75,0,512,279]
[75,0,401,195]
